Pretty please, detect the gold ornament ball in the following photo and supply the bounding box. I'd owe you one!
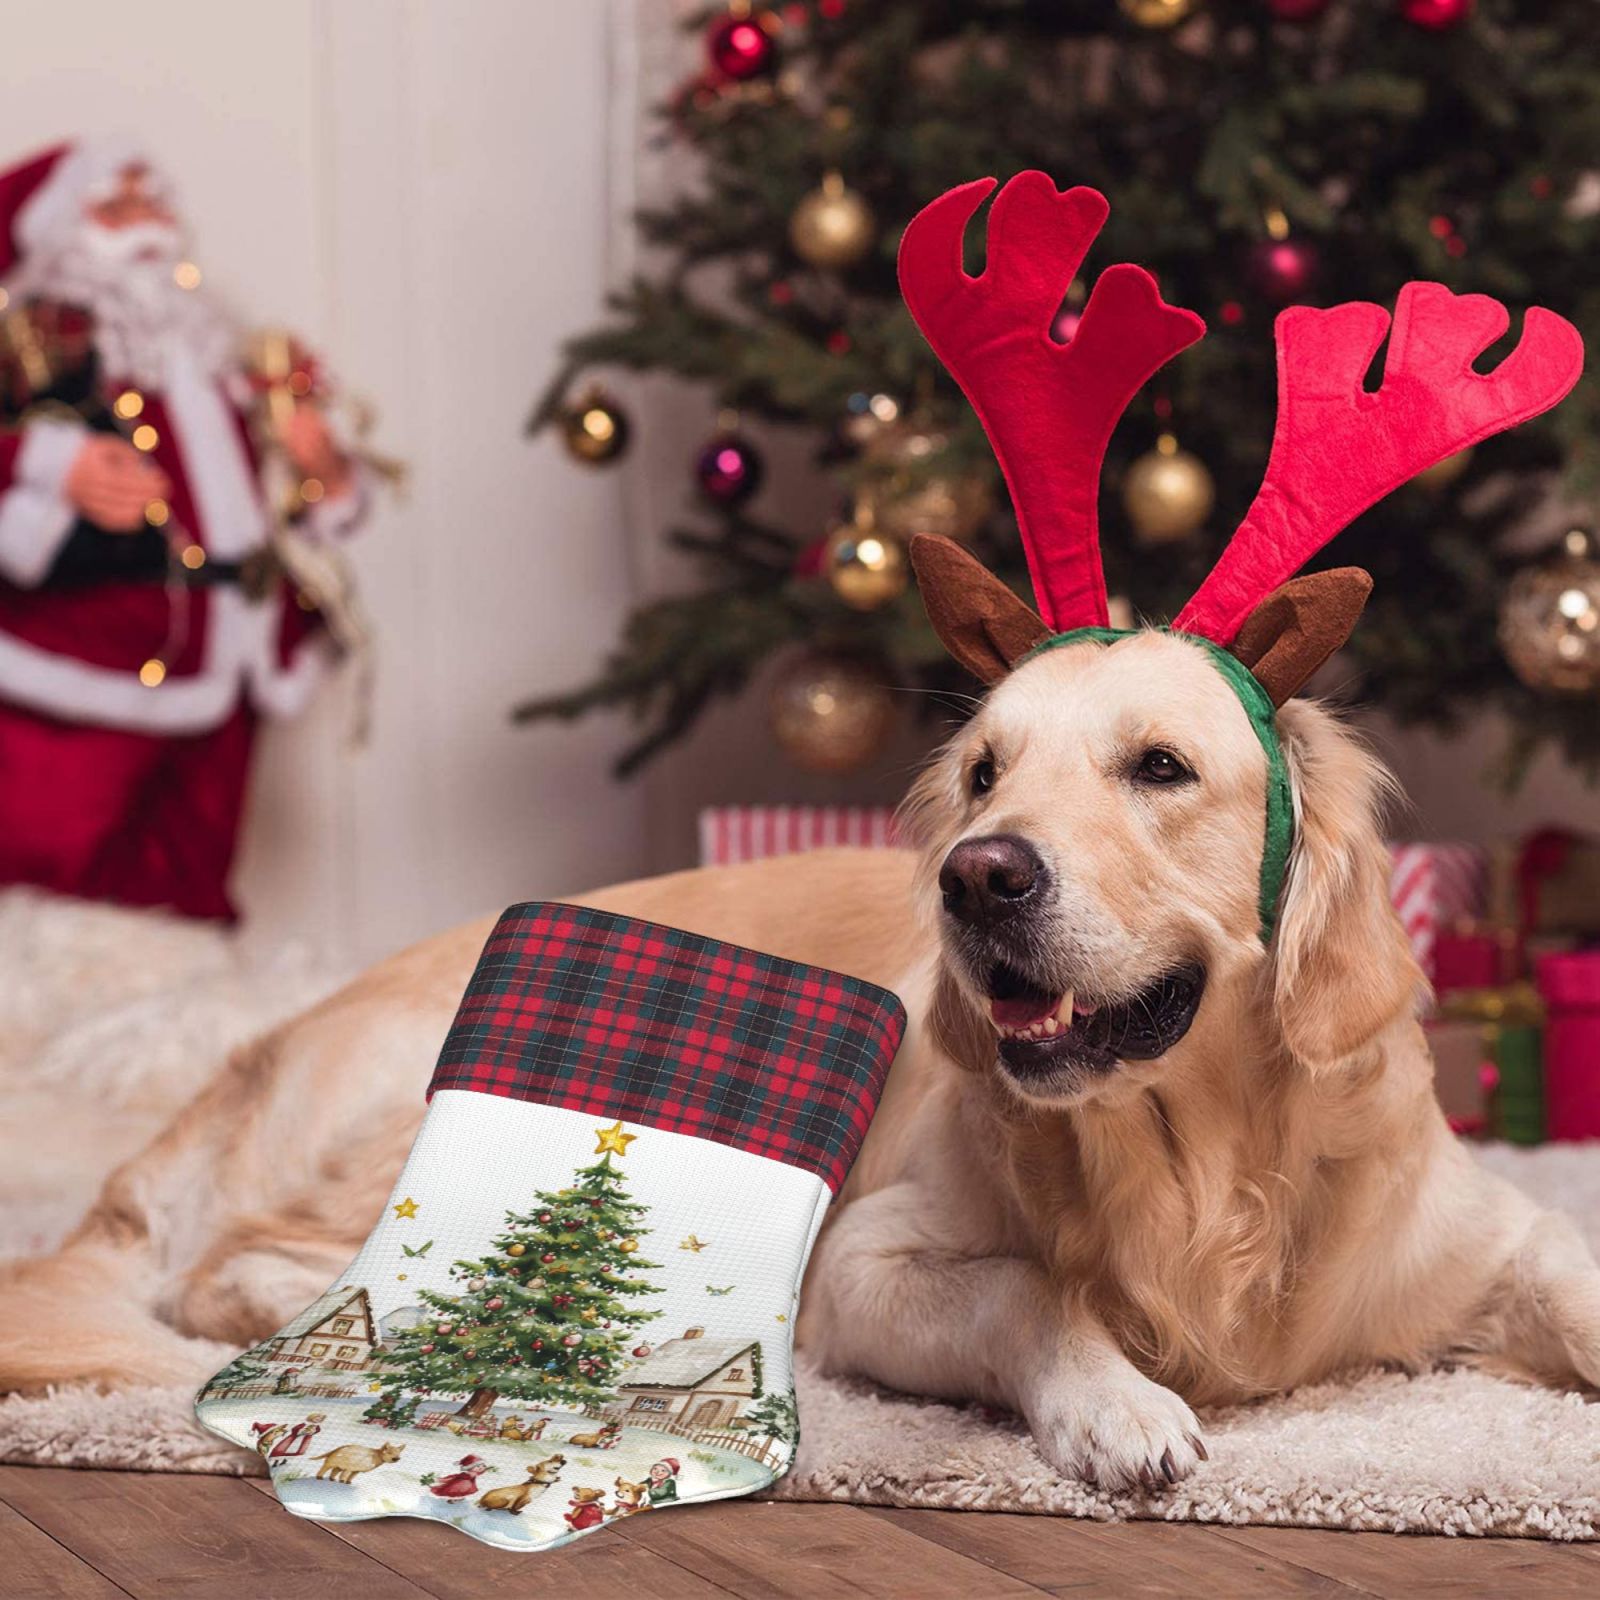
[823,521,908,611]
[859,425,993,542]
[619,1238,639,1254]
[1122,435,1215,543]
[561,390,630,465]
[790,173,875,270]
[1499,529,1600,693]
[768,652,898,774]
[507,1243,525,1257]
[1118,0,1199,28]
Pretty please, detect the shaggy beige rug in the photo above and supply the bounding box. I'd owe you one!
[1,892,1597,1540]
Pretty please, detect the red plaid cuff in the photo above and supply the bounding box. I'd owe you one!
[427,903,906,1193]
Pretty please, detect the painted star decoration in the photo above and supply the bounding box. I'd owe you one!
[679,1234,709,1253]
[392,1196,419,1220]
[594,1120,637,1157]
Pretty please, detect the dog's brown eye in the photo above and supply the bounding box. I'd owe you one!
[1133,748,1192,786]
[970,755,997,796]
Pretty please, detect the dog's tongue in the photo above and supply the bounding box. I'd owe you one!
[990,992,1062,1027]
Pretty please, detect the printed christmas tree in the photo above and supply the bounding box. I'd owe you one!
[368,1125,663,1422]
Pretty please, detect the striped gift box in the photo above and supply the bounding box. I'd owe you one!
[701,810,1486,985]
[699,805,901,867]
[1389,843,1490,985]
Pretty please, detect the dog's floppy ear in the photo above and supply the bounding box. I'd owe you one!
[1228,568,1372,708]
[910,534,1053,686]
[1271,700,1422,1072]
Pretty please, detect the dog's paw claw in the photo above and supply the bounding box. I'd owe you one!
[1029,1369,1206,1494]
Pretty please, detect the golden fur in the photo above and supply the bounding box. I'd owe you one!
[2,632,1597,1489]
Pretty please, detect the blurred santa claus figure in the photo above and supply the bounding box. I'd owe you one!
[0,139,369,920]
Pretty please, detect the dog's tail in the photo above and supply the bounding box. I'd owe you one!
[0,1245,224,1394]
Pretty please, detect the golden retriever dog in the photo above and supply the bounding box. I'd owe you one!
[4,626,1599,1493]
[5,176,1597,1484]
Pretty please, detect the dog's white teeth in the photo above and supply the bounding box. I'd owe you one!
[1054,990,1075,1025]
[1044,1016,1058,1035]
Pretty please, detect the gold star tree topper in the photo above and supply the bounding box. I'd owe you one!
[594,1120,637,1157]
[392,1196,419,1219]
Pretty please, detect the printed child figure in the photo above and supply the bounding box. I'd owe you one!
[428,1454,492,1501]
[647,1457,680,1506]
[563,1484,607,1533]
[249,1421,287,1456]
[268,1413,325,1460]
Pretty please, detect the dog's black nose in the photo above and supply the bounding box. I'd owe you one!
[939,834,1047,926]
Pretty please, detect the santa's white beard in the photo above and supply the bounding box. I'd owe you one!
[17,218,238,389]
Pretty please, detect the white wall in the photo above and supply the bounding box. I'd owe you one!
[0,0,651,961]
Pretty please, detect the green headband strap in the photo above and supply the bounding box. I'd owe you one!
[1016,627,1293,945]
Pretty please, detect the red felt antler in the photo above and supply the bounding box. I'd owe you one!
[1174,282,1585,645]
[899,172,1204,631]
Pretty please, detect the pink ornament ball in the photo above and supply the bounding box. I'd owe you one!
[707,13,776,81]
[1399,0,1472,29]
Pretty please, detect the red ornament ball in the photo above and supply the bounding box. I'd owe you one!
[533,1339,544,1350]
[541,1253,556,1263]
[1248,237,1319,303]
[419,1343,435,1354]
[1399,0,1472,27]
[707,12,776,80]
[1267,0,1329,18]
[696,432,764,506]
[563,1332,583,1347]
[485,1296,504,1311]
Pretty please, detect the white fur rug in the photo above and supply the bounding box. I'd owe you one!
[1,891,1597,1540]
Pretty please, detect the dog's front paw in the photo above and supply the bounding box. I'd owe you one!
[1027,1366,1207,1492]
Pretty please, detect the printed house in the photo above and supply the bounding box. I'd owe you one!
[262,1286,376,1373]
[607,1326,759,1431]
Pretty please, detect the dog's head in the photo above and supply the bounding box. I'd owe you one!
[904,612,1421,1105]
[893,172,1580,1104]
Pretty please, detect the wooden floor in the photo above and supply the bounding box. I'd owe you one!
[3,1467,1597,1599]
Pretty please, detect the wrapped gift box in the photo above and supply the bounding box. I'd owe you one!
[699,806,900,866]
[1425,1017,1496,1136]
[1537,950,1600,1141]
[1388,843,1489,988]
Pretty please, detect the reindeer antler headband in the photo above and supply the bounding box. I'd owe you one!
[900,171,1584,942]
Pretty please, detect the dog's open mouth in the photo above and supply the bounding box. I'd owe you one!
[982,960,1207,1080]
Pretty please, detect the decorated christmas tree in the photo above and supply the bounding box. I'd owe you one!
[367,1144,663,1422]
[523,0,1600,782]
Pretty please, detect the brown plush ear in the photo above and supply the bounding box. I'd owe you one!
[909,534,1052,686]
[1229,568,1373,707]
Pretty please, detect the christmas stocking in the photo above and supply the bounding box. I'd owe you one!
[196,901,905,1553]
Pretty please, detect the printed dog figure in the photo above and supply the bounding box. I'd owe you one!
[496,1414,546,1442]
[312,1440,405,1484]
[608,1476,650,1516]
[478,1453,566,1514]
[566,1421,621,1450]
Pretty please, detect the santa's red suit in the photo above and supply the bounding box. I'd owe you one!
[0,141,365,920]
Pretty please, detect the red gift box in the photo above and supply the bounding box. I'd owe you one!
[1536,950,1600,1141]
[1389,844,1489,988]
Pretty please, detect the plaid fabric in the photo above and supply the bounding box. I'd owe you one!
[428,903,906,1193]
